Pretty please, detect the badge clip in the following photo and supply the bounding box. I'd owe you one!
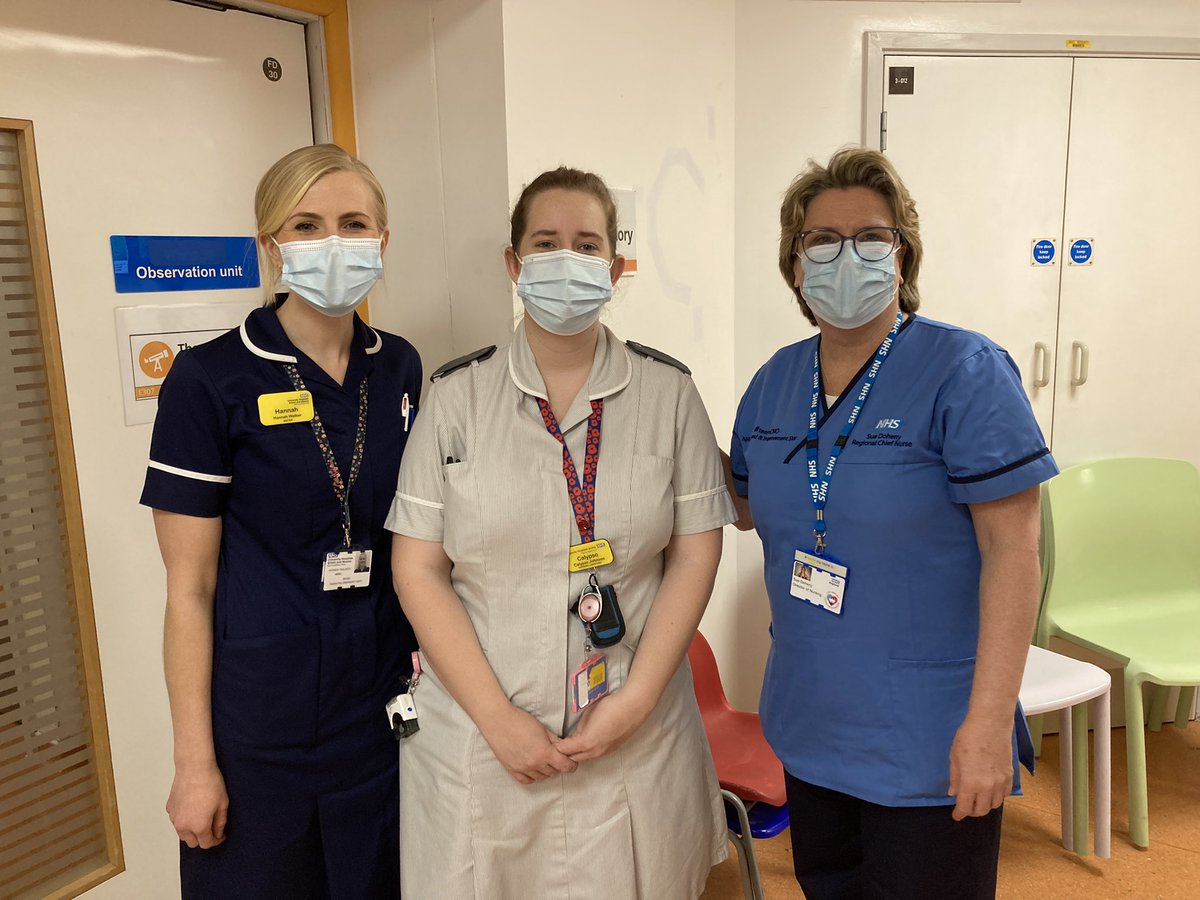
[386,651,423,740]
[571,573,626,649]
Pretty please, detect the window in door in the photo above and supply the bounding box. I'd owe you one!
[0,118,122,899]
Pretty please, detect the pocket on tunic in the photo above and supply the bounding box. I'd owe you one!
[627,454,675,560]
[212,622,320,751]
[441,460,482,563]
[885,655,975,802]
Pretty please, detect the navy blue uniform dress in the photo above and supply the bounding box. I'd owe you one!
[140,302,420,899]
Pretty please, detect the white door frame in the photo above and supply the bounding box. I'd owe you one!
[862,32,1200,149]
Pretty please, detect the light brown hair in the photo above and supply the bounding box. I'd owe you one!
[510,167,618,253]
[778,147,922,325]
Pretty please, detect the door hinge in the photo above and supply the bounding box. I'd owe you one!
[880,110,888,151]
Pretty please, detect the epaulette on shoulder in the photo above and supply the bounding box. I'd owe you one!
[625,340,691,376]
[430,345,497,382]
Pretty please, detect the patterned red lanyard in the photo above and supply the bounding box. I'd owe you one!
[284,364,368,549]
[537,398,603,543]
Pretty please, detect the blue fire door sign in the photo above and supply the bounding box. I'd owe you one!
[1031,239,1056,266]
[111,236,260,293]
[1069,238,1094,265]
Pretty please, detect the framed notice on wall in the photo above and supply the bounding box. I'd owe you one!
[115,302,255,426]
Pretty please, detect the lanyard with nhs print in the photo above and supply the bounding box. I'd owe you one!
[805,311,903,556]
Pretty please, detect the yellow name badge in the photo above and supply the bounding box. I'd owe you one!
[568,538,615,572]
[257,390,314,426]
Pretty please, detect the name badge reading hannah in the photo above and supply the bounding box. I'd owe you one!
[258,390,314,426]
[567,538,614,573]
[323,549,372,590]
[790,549,849,615]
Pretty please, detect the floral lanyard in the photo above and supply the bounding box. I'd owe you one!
[537,398,603,543]
[284,363,368,550]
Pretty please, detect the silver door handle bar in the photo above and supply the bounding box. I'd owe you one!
[1070,341,1089,387]
[1033,342,1051,388]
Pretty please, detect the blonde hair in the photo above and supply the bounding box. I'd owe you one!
[254,144,388,305]
[778,147,923,325]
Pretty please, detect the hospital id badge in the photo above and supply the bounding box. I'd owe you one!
[257,390,314,426]
[571,653,609,712]
[567,538,614,572]
[789,549,848,615]
[322,549,372,590]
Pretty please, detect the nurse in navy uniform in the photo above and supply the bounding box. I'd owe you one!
[141,144,421,899]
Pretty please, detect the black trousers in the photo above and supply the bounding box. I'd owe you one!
[785,772,1003,900]
[180,761,398,900]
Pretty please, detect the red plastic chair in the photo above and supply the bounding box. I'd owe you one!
[689,632,787,900]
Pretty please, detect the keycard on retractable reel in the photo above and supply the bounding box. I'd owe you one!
[588,584,625,647]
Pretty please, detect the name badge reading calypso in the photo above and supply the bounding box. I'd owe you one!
[568,538,615,573]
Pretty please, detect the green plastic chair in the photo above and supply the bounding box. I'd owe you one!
[1037,457,1200,848]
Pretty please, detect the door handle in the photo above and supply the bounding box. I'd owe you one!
[1033,342,1051,388]
[1070,341,1089,387]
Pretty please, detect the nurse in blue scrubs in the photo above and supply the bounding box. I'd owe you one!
[728,147,1057,899]
[141,145,420,898]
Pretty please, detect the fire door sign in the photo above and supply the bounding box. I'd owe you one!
[1031,239,1057,266]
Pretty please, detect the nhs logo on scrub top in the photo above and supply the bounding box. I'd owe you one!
[875,418,903,430]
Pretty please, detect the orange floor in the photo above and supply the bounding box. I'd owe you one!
[702,721,1200,899]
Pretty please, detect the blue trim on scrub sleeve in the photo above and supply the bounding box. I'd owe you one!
[729,419,750,496]
[724,357,782,501]
[935,345,1059,504]
[141,349,231,518]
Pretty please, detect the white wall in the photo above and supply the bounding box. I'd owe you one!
[731,0,1200,710]
[430,0,515,355]
[350,0,455,372]
[352,0,514,374]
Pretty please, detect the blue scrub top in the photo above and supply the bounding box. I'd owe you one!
[731,315,1057,807]
[141,302,421,797]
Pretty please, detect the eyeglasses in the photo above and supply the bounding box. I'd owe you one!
[795,227,902,264]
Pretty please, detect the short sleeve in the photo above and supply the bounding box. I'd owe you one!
[672,378,737,535]
[139,350,231,517]
[728,379,756,499]
[936,345,1059,504]
[385,379,448,541]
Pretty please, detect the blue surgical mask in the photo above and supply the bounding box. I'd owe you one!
[276,235,383,317]
[516,249,613,336]
[800,248,897,330]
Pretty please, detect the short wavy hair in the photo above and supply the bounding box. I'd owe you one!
[778,147,922,325]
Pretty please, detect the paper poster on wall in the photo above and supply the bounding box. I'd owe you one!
[115,302,255,426]
[613,188,637,276]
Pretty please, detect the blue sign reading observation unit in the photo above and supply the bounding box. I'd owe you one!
[111,235,260,294]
